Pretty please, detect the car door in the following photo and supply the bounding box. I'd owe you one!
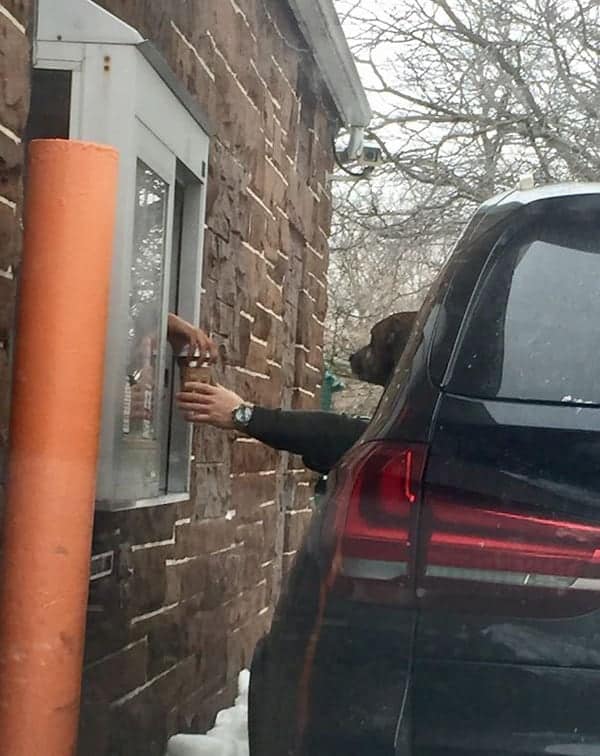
[413,193,600,755]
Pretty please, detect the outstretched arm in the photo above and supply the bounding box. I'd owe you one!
[248,406,367,473]
[176,383,368,473]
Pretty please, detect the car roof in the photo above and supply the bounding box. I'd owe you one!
[482,182,600,210]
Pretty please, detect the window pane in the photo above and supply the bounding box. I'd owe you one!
[160,179,187,494]
[159,167,203,495]
[123,160,169,443]
[449,199,600,404]
[28,69,71,140]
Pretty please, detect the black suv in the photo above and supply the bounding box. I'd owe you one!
[249,184,600,756]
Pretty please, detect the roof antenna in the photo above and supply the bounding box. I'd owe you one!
[518,173,535,190]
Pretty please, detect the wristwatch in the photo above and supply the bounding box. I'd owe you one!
[232,403,254,431]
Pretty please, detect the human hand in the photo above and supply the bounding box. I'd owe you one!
[167,313,218,363]
[176,383,245,430]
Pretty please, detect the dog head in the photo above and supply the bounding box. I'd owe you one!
[349,311,417,386]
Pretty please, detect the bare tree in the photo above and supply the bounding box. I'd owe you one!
[343,0,600,194]
[326,0,600,414]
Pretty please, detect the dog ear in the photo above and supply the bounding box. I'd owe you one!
[388,311,417,349]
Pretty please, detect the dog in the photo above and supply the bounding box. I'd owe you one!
[349,311,417,386]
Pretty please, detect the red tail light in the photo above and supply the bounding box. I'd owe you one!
[324,441,428,585]
[422,488,600,591]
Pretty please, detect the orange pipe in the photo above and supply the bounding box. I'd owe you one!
[0,139,118,756]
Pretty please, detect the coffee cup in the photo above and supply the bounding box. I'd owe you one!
[178,355,213,392]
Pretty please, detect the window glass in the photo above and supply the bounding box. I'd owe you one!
[27,69,71,140]
[160,177,194,494]
[429,205,520,386]
[449,200,600,404]
[123,160,169,444]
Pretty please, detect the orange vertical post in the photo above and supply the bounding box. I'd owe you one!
[0,140,118,756]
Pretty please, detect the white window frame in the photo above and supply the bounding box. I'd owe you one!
[35,0,212,510]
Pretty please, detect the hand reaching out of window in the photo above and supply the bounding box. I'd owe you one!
[167,313,218,362]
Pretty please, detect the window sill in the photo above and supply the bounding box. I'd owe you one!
[96,492,190,512]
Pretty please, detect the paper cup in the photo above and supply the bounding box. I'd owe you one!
[179,361,213,391]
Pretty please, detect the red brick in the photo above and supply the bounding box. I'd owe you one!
[0,14,30,135]
[284,508,312,552]
[0,2,338,754]
[83,639,148,703]
[231,473,278,520]
[231,439,279,474]
[3,1,32,26]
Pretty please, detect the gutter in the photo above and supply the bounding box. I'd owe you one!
[287,0,372,158]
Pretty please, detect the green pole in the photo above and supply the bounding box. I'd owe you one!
[321,368,345,410]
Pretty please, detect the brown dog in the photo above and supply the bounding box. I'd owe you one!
[349,312,417,386]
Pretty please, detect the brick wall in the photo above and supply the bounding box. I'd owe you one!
[0,0,31,517]
[81,1,337,754]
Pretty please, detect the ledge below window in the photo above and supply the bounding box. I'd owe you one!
[96,492,190,512]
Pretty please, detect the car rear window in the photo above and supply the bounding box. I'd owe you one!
[448,196,600,405]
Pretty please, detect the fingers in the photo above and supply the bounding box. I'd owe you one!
[193,329,217,363]
[184,412,213,423]
[167,316,218,362]
[177,395,214,410]
[207,338,219,363]
[177,394,214,410]
[179,382,218,395]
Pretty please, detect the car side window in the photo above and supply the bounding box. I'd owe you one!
[448,196,600,405]
[429,204,521,387]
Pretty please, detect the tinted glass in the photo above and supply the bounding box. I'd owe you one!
[27,69,71,140]
[429,204,519,386]
[124,159,169,441]
[449,197,600,404]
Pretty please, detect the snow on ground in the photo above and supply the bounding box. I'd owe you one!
[165,670,250,756]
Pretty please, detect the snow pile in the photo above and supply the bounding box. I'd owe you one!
[165,670,250,756]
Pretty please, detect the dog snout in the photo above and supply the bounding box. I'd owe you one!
[350,346,370,379]
[349,349,363,372]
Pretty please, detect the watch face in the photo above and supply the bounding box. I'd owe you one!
[235,405,253,425]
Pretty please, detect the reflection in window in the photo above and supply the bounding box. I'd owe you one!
[450,207,600,404]
[123,161,169,442]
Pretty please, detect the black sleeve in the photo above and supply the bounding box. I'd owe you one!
[246,407,368,474]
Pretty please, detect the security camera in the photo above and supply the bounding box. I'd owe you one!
[359,144,383,166]
[332,134,385,180]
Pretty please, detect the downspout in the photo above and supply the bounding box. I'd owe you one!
[0,139,118,756]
